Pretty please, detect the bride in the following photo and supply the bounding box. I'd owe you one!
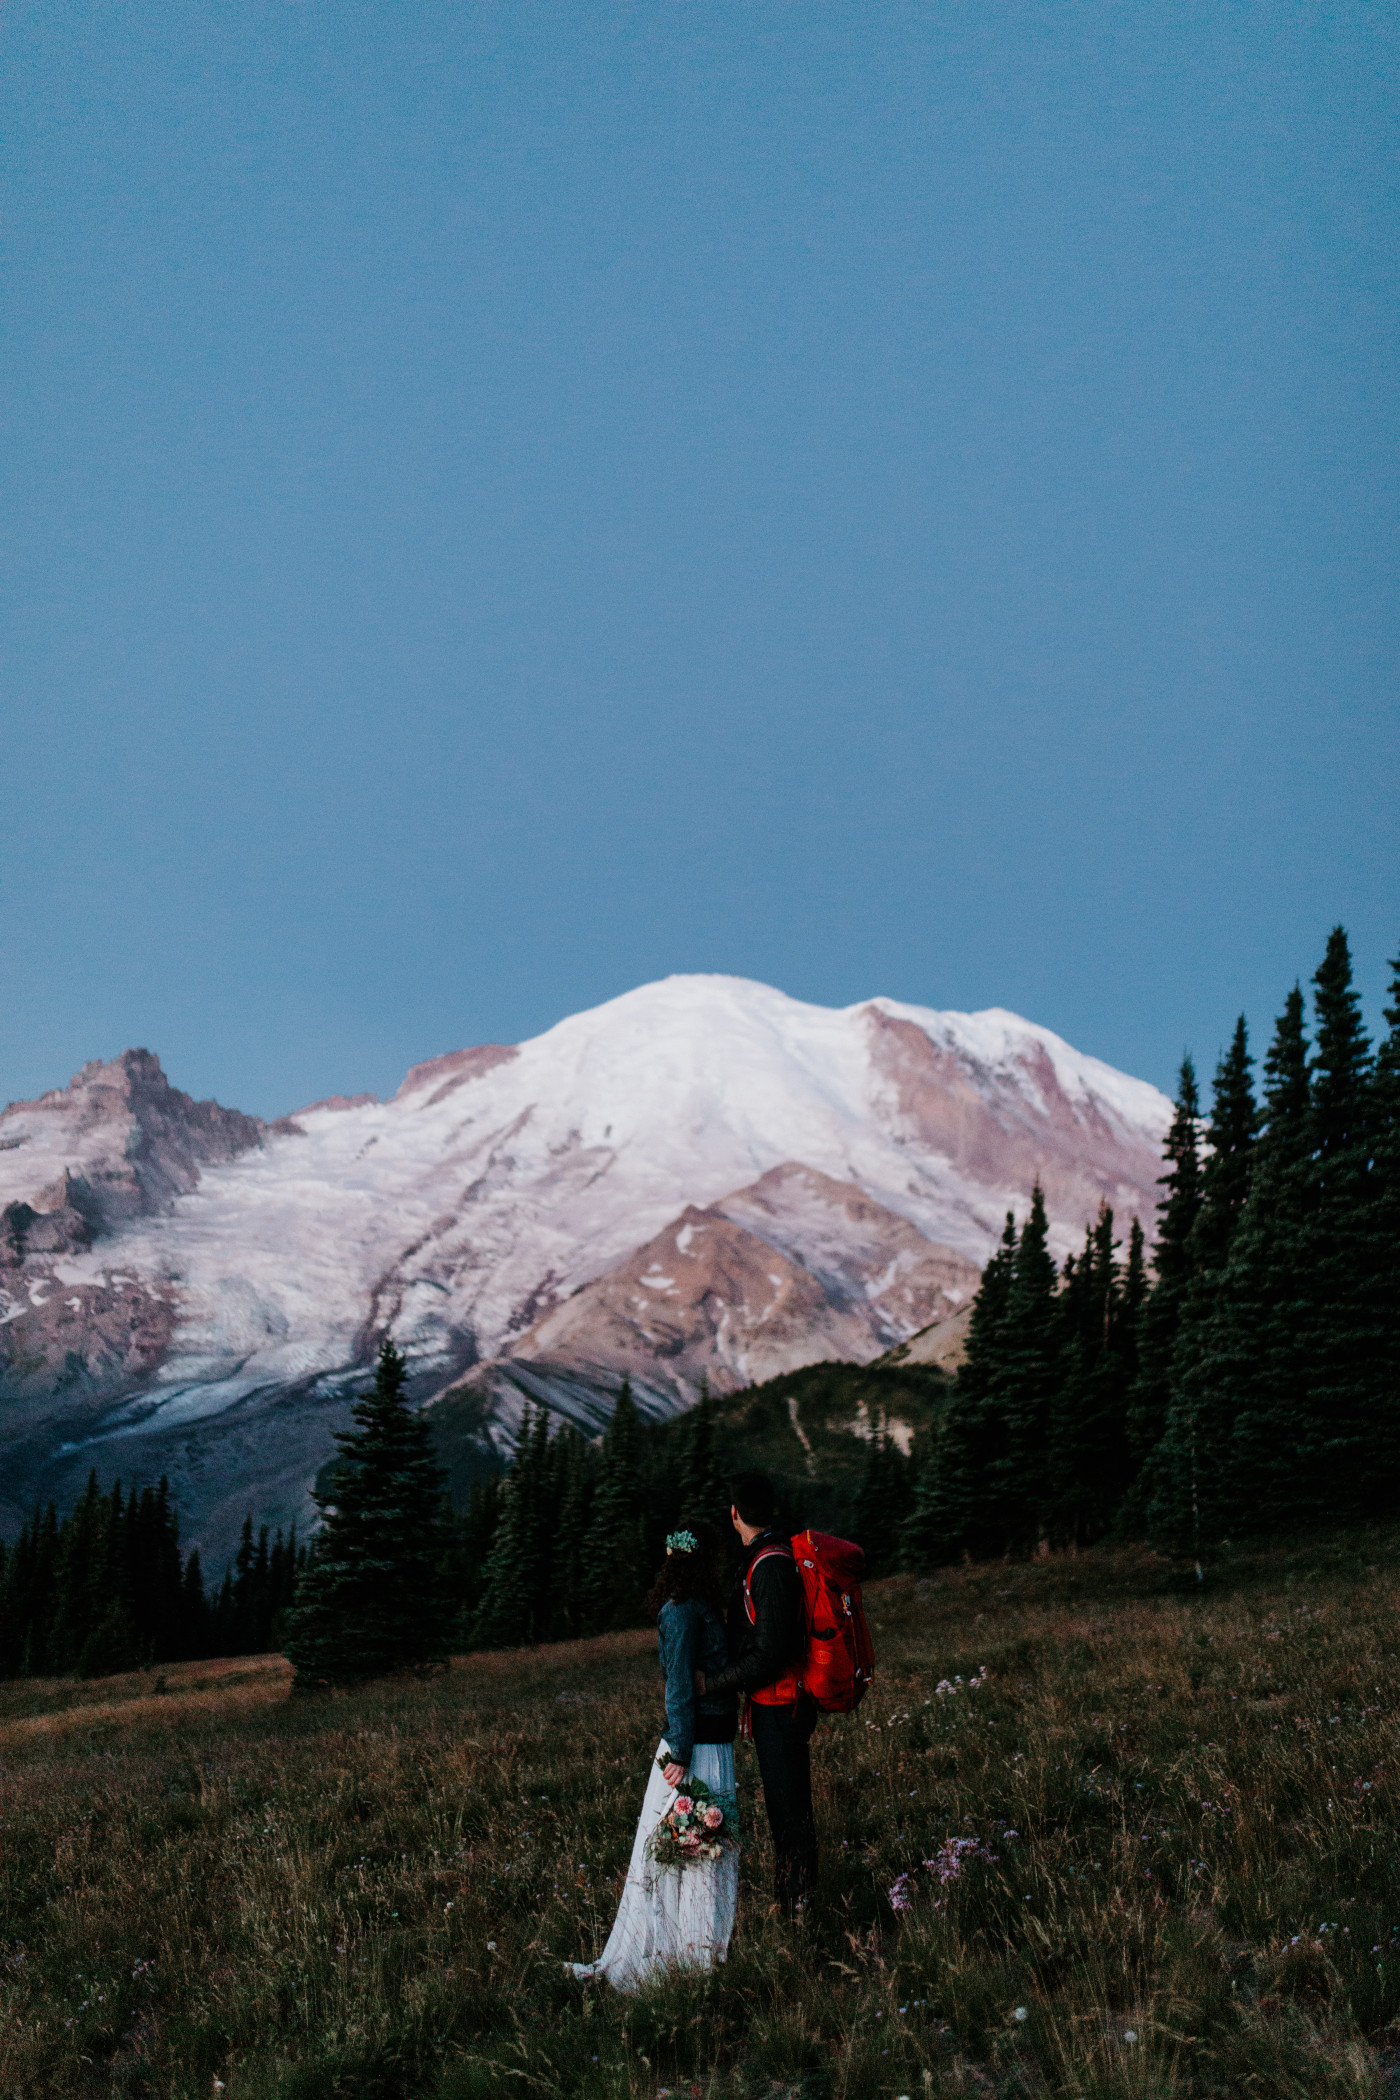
[572,1524,739,1989]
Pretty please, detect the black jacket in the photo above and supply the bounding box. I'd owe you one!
[706,1530,806,1701]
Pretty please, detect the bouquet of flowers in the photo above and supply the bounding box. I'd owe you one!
[647,1764,737,1869]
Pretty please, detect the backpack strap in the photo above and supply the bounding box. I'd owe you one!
[743,1544,795,1625]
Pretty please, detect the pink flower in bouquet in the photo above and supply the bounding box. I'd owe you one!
[702,1804,724,1830]
[673,1796,693,1816]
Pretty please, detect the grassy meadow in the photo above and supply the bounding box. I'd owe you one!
[3,1533,1400,2099]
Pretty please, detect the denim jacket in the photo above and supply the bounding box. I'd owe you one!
[657,1596,734,1765]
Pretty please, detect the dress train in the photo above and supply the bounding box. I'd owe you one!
[571,1738,738,1990]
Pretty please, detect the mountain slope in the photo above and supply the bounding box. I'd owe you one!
[0,975,1171,1556]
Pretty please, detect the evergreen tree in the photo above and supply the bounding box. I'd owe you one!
[1299,927,1389,1514]
[230,1516,259,1652]
[1204,941,1383,1537]
[680,1381,726,1528]
[1122,1215,1148,1351]
[984,1184,1060,1553]
[1146,1024,1260,1545]
[1370,946,1400,1459]
[0,1473,229,1679]
[26,1502,61,1676]
[178,1548,210,1661]
[48,1471,107,1671]
[265,1527,299,1650]
[213,1568,236,1654]
[1145,995,1304,1547]
[283,1339,450,1687]
[1049,1205,1137,1545]
[856,1421,913,1574]
[1126,1058,1202,1474]
[445,1473,504,1642]
[549,1430,594,1641]
[471,1412,541,1648]
[581,1378,647,1631]
[901,1212,1016,1567]
[78,1596,138,1679]
[1192,1019,1259,1270]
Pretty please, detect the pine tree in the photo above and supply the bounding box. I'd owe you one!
[212,1569,236,1654]
[230,1516,259,1653]
[49,1471,107,1671]
[1192,1019,1259,1270]
[471,1410,543,1649]
[445,1473,504,1642]
[178,1548,210,1661]
[1143,995,1299,1546]
[78,1596,138,1679]
[681,1381,726,1528]
[1049,1205,1137,1545]
[1369,946,1400,1467]
[283,1339,450,1687]
[901,1212,1016,1567]
[1126,1058,1202,1475]
[1300,927,1388,1515]
[1122,1215,1148,1351]
[548,1428,594,1641]
[1148,1023,1260,1545]
[983,1184,1061,1554]
[856,1421,913,1574]
[581,1378,647,1631]
[24,1503,61,1677]
[1150,972,1338,1548]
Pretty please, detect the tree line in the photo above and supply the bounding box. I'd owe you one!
[901,924,1398,1565]
[0,1475,303,1679]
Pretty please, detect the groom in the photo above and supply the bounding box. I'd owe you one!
[698,1470,818,1914]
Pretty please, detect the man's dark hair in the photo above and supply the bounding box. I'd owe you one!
[730,1470,777,1528]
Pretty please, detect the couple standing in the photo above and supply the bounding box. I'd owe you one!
[572,1470,818,1990]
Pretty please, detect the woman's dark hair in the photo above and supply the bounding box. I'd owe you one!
[645,1522,727,1618]
[729,1469,777,1528]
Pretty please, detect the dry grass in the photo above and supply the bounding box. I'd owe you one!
[0,1657,294,1746]
[2,1533,1399,2098]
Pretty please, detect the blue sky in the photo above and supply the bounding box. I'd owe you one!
[4,3,1396,1118]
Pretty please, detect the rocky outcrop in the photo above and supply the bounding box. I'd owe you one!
[453,1169,983,1438]
[0,1048,264,1230]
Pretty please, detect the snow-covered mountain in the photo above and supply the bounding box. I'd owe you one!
[0,975,1171,1557]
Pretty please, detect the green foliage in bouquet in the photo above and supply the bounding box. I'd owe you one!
[646,1764,737,1869]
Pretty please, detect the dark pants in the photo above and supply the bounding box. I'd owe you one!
[749,1693,819,1909]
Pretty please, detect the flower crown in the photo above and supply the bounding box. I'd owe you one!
[665,1529,699,1555]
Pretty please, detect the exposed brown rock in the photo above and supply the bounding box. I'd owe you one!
[483,1168,983,1415]
[863,1007,1162,1233]
[714,1163,980,1335]
[393,1043,518,1105]
[501,1205,878,1406]
[287,1093,379,1117]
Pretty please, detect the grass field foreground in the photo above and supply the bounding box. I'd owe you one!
[2,1534,1399,2098]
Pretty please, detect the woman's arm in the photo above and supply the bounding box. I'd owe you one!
[658,1602,696,1772]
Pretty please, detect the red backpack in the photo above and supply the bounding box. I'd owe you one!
[743,1529,875,1714]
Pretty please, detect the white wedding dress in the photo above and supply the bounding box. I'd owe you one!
[572,1736,739,1989]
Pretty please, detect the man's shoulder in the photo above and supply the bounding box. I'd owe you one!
[748,1538,798,1584]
